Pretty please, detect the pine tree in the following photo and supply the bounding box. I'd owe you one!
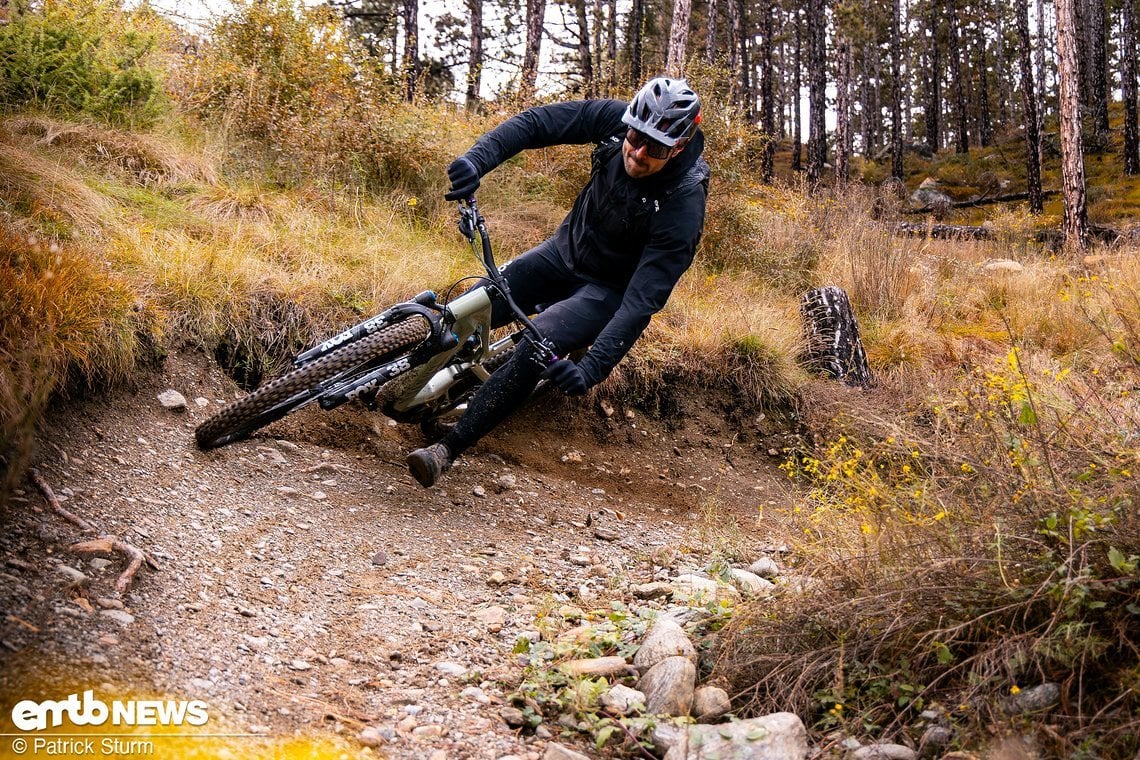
[1056,0,1089,251]
[1122,0,1139,173]
[1016,0,1043,212]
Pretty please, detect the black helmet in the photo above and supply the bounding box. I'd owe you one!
[622,77,702,147]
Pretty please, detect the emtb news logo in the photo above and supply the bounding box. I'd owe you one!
[11,690,209,731]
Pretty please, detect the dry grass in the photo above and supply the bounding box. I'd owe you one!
[0,230,159,499]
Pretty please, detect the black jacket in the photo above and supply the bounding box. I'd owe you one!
[463,99,710,387]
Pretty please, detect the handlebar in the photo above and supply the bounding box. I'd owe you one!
[457,198,558,366]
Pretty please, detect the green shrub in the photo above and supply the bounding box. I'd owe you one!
[0,3,166,127]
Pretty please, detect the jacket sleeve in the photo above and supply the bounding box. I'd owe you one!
[463,100,629,175]
[575,182,708,388]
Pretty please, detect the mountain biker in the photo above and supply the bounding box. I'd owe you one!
[407,76,709,487]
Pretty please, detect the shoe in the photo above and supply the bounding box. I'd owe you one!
[407,443,453,487]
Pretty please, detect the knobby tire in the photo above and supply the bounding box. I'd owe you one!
[195,318,431,449]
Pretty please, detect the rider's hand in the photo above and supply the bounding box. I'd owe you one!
[445,157,480,201]
[543,359,588,396]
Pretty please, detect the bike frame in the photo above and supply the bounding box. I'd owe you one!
[293,198,552,422]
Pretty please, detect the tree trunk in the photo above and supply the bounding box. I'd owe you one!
[792,7,803,172]
[666,0,693,75]
[574,0,594,94]
[607,0,617,92]
[1016,0,1043,212]
[465,0,484,110]
[994,0,1009,126]
[1087,0,1109,137]
[926,0,941,154]
[760,0,775,181]
[947,5,969,153]
[629,0,644,86]
[593,0,603,96]
[521,0,546,101]
[891,0,904,178]
[736,0,752,116]
[1035,0,1047,153]
[976,16,993,147]
[1124,0,1140,174]
[835,35,851,186]
[1056,0,1089,251]
[402,0,420,102]
[706,0,718,63]
[806,0,827,183]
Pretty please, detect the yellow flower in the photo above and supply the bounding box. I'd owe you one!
[1009,685,1021,695]
[407,197,419,207]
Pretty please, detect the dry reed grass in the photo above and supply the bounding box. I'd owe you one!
[3,116,216,186]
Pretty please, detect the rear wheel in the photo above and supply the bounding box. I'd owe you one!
[195,318,430,449]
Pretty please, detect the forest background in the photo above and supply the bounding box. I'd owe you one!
[1,0,1139,756]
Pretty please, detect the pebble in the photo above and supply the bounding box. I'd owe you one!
[434,662,467,677]
[593,527,619,541]
[746,557,780,578]
[96,597,124,610]
[289,660,312,671]
[488,571,507,585]
[460,686,490,704]
[559,656,631,678]
[56,565,88,584]
[89,558,112,572]
[157,389,188,411]
[412,724,447,738]
[500,706,526,727]
[601,684,646,715]
[852,744,918,760]
[194,397,209,407]
[473,485,487,497]
[474,606,506,632]
[543,743,591,760]
[631,582,673,599]
[358,727,383,747]
[99,609,135,626]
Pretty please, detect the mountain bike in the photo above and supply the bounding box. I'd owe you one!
[194,198,558,450]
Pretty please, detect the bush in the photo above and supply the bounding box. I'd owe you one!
[0,2,167,127]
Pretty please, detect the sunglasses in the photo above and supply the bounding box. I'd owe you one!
[625,128,675,160]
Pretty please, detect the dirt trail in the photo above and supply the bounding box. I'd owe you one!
[0,350,794,759]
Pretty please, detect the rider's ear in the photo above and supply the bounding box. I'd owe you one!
[670,139,689,157]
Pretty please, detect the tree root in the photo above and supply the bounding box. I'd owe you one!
[30,468,157,593]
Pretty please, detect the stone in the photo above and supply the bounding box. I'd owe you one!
[852,744,918,760]
[692,686,731,721]
[434,661,467,677]
[475,605,506,633]
[358,727,383,747]
[601,684,645,715]
[488,571,507,586]
[983,259,1024,274]
[500,706,526,728]
[656,712,808,760]
[370,551,388,566]
[632,582,674,599]
[56,565,88,583]
[412,724,447,738]
[89,558,112,572]
[543,744,591,760]
[594,527,620,541]
[99,609,135,626]
[1003,682,1061,714]
[728,569,775,596]
[672,574,738,602]
[637,656,696,717]
[560,656,631,678]
[918,726,953,759]
[633,618,696,670]
[909,179,952,210]
[746,557,779,578]
[157,389,188,411]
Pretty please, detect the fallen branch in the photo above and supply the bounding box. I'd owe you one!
[894,222,995,240]
[904,189,1061,215]
[30,468,157,593]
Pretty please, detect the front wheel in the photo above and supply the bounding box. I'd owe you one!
[195,317,431,449]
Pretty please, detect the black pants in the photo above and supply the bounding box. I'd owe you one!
[440,238,623,457]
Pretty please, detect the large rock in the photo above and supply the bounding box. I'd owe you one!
[638,656,696,716]
[728,569,775,596]
[633,618,696,670]
[1002,682,1060,714]
[746,557,779,579]
[909,178,952,210]
[157,389,188,411]
[656,712,808,759]
[691,686,731,721]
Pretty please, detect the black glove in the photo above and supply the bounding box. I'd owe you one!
[445,156,480,201]
[543,359,588,396]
